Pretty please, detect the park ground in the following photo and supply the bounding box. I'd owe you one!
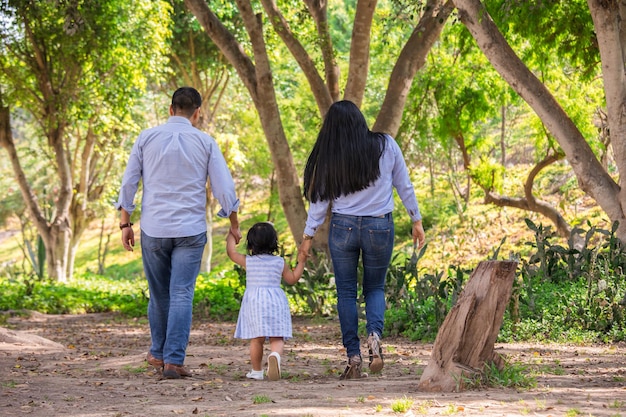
[0,312,625,417]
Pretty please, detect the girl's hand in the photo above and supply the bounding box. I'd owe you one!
[297,248,309,263]
[298,237,313,258]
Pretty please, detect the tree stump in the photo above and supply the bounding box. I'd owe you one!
[417,260,518,392]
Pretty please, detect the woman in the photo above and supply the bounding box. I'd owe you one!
[299,100,425,380]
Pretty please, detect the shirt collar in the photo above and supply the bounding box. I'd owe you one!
[167,115,192,125]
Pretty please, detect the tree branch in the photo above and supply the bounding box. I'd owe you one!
[453,0,622,225]
[344,0,377,106]
[304,0,340,102]
[260,0,333,113]
[374,0,455,134]
[0,106,50,244]
[184,0,258,99]
[483,151,571,238]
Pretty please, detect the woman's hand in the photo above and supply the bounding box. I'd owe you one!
[412,220,425,249]
[298,235,313,258]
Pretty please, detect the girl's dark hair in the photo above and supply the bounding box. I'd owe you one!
[171,87,202,117]
[246,222,279,255]
[303,100,385,203]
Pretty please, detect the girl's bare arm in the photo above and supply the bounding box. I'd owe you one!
[226,231,246,268]
[282,250,307,285]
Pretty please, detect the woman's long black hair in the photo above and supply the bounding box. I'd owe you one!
[303,100,385,203]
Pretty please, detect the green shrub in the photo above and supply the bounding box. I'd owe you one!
[193,269,244,321]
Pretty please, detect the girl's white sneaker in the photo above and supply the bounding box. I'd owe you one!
[246,369,264,380]
[267,352,281,381]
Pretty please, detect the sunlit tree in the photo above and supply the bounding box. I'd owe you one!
[0,0,171,281]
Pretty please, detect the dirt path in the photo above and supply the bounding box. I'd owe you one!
[1,312,625,417]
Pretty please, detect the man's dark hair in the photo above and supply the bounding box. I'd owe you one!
[171,87,202,117]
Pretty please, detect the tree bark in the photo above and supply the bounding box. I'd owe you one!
[587,0,626,238]
[344,0,377,106]
[185,0,308,243]
[184,0,456,247]
[374,0,454,134]
[0,105,71,282]
[263,0,334,111]
[453,0,626,240]
[418,260,517,392]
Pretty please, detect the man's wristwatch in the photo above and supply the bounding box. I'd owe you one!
[119,222,134,230]
[303,233,313,240]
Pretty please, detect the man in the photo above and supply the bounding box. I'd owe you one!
[115,87,241,379]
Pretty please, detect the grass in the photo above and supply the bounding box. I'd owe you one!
[1,380,17,388]
[252,394,272,404]
[123,364,146,373]
[390,396,414,413]
[459,360,537,390]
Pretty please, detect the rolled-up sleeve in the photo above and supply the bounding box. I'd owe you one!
[207,142,240,218]
[114,140,142,214]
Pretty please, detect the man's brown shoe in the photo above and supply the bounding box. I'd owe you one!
[162,363,192,379]
[146,353,164,370]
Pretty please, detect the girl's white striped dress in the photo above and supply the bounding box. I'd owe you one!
[234,254,292,339]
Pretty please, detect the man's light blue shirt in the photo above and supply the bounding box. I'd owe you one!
[304,135,421,236]
[114,116,239,238]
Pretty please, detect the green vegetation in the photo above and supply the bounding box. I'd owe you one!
[0,1,624,378]
[460,361,536,390]
[1,215,624,347]
[390,396,414,413]
[252,395,272,404]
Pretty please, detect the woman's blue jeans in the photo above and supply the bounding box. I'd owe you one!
[329,212,394,358]
[141,230,207,365]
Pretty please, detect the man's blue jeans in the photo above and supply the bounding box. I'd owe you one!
[329,212,394,358]
[141,230,207,365]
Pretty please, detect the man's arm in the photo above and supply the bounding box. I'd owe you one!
[119,208,135,251]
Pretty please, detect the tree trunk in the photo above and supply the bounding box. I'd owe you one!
[453,0,626,240]
[418,260,517,392]
[200,191,215,273]
[0,105,71,282]
[184,0,456,248]
[47,218,71,283]
[185,0,308,243]
[374,0,454,135]
[343,0,377,106]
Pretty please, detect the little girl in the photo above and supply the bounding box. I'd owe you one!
[226,222,307,381]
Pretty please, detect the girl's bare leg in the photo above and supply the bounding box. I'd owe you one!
[269,337,284,355]
[267,337,284,381]
[249,337,265,370]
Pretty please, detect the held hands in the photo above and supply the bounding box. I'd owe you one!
[298,237,313,261]
[229,225,242,244]
[413,220,426,249]
[297,246,309,264]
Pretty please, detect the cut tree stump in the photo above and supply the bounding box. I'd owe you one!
[417,260,518,392]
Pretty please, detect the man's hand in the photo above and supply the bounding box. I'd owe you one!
[229,225,242,244]
[229,211,242,244]
[122,227,134,251]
